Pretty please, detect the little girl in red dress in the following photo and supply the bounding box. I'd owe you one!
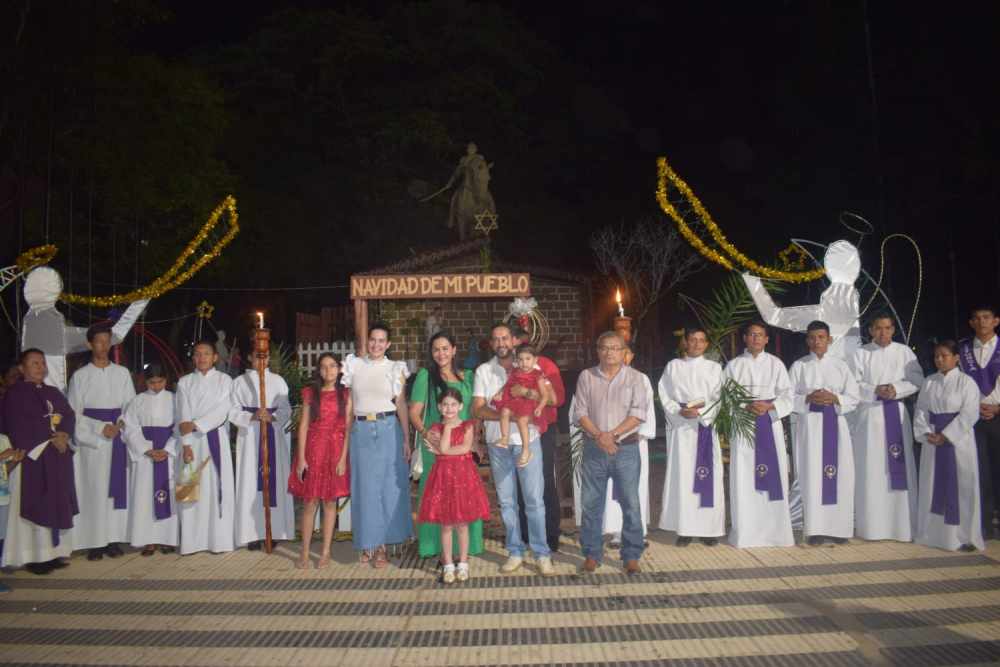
[288,353,351,570]
[491,342,552,467]
[418,387,491,583]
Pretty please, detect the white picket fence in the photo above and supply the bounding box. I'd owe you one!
[297,342,357,377]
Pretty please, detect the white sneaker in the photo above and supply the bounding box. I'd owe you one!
[500,556,523,574]
[537,557,556,578]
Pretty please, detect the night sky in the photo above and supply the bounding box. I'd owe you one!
[2,0,998,357]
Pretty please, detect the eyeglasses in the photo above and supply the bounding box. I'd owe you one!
[746,332,767,339]
[598,345,624,353]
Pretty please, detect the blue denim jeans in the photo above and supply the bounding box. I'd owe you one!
[488,437,549,559]
[349,416,413,552]
[580,437,644,563]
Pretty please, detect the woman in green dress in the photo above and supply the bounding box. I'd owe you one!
[409,331,484,559]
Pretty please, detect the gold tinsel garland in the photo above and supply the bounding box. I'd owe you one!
[15,245,59,274]
[655,158,825,283]
[57,196,239,307]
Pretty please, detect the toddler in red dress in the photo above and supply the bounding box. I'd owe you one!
[418,387,491,583]
[491,343,552,468]
[288,353,351,571]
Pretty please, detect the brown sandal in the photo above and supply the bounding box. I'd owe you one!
[373,548,388,569]
[516,448,533,468]
[494,437,509,449]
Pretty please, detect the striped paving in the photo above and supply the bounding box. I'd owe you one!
[1,530,999,666]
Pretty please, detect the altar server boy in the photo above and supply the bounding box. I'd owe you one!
[176,340,235,555]
[123,364,178,554]
[658,326,724,546]
[230,348,294,548]
[790,320,860,546]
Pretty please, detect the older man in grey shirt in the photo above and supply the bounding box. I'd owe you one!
[574,331,648,575]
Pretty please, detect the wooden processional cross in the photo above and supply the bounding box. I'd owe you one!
[350,273,531,353]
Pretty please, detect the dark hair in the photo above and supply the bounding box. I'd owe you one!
[970,304,998,318]
[87,324,113,344]
[490,322,515,338]
[432,306,442,313]
[509,324,528,340]
[743,320,770,337]
[436,386,464,406]
[310,352,346,423]
[368,322,391,341]
[192,340,216,354]
[427,332,462,400]
[144,363,167,381]
[935,339,960,356]
[17,348,45,365]
[806,320,830,335]
[515,342,537,357]
[868,311,894,328]
[685,324,709,340]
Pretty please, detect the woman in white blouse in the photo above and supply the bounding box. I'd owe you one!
[342,323,413,568]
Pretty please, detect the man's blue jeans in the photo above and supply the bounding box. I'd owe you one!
[580,437,644,563]
[488,437,549,559]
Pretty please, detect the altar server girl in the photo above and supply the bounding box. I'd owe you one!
[123,364,178,555]
[914,340,985,552]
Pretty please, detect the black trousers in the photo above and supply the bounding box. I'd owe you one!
[517,428,562,549]
[974,416,1000,536]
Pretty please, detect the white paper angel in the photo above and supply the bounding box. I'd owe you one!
[21,267,148,392]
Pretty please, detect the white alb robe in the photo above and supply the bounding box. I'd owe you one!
[2,463,73,567]
[658,355,725,537]
[123,389,179,547]
[849,341,923,541]
[914,370,985,552]
[230,370,294,545]
[176,368,234,555]
[790,352,860,539]
[722,351,795,548]
[67,362,136,549]
[570,372,655,536]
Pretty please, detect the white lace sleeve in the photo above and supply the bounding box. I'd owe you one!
[341,354,359,388]
[388,360,411,397]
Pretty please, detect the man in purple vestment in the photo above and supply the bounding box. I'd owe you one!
[1,349,78,575]
[959,304,1000,540]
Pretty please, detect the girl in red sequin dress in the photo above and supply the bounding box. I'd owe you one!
[288,353,351,570]
[418,387,491,583]
[491,343,553,468]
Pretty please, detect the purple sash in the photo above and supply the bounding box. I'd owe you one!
[83,407,128,510]
[752,399,783,501]
[683,402,714,508]
[959,340,1000,396]
[809,403,839,505]
[929,411,960,526]
[205,425,225,515]
[141,426,174,520]
[242,407,278,508]
[878,397,908,491]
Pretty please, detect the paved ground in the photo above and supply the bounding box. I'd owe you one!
[2,451,1000,666]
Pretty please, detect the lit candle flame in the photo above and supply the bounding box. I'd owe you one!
[257,312,264,329]
[615,288,621,304]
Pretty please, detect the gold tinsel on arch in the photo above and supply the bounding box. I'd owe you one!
[53,196,240,307]
[655,158,825,283]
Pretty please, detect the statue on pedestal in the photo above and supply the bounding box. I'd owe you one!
[423,143,496,239]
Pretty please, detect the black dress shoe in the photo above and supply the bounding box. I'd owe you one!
[106,543,124,558]
[548,540,561,554]
[807,535,826,547]
[46,559,70,569]
[160,545,176,555]
[88,548,104,561]
[675,536,692,547]
[141,548,156,557]
[27,562,54,575]
[699,537,718,547]
[958,543,977,553]
[831,537,848,545]
[248,540,262,551]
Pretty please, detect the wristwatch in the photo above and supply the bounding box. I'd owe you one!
[612,432,621,444]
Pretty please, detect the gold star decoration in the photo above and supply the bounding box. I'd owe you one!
[778,242,808,271]
[196,300,214,319]
[474,210,499,236]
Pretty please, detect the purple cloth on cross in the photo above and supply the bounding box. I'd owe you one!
[682,401,714,508]
[141,426,174,520]
[751,399,783,501]
[877,397,908,491]
[809,402,839,505]
[928,411,960,526]
[1,380,78,546]
[242,407,278,508]
[83,407,128,510]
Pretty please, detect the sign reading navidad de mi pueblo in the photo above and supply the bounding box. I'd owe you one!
[350,273,530,299]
